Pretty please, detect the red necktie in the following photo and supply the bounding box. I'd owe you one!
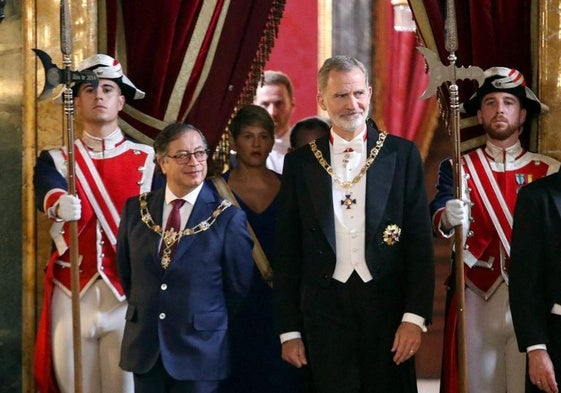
[160,199,185,263]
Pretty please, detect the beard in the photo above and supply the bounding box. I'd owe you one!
[331,111,368,133]
[483,120,521,141]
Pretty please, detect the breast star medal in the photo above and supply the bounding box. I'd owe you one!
[382,224,401,246]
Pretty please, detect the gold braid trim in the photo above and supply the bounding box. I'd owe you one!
[213,0,286,172]
[212,0,286,175]
[237,0,286,108]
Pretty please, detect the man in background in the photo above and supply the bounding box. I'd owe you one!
[288,116,330,151]
[254,70,295,173]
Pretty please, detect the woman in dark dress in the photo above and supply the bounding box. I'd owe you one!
[217,105,302,393]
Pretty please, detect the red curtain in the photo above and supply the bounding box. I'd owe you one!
[409,0,533,147]
[414,0,532,76]
[374,1,439,159]
[103,0,285,150]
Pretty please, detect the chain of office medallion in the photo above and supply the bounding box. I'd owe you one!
[309,132,387,190]
[138,193,232,238]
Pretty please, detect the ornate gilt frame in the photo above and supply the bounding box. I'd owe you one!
[537,0,561,160]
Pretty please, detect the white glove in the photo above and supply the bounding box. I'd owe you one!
[440,199,469,232]
[56,194,81,221]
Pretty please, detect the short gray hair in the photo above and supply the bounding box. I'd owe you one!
[317,56,369,93]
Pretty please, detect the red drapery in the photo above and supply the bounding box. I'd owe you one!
[374,1,439,159]
[103,0,285,151]
[413,0,532,75]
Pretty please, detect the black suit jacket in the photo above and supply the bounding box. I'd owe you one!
[510,170,561,351]
[273,124,435,335]
[117,182,254,380]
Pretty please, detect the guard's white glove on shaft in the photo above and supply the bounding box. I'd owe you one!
[56,194,81,221]
[441,199,468,232]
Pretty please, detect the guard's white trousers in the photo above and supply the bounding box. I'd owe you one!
[51,279,133,393]
[465,282,525,393]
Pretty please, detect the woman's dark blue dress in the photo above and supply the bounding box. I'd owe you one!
[218,171,301,393]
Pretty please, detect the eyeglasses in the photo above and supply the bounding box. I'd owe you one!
[167,149,209,164]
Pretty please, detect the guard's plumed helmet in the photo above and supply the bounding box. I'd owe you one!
[462,67,547,116]
[72,54,145,100]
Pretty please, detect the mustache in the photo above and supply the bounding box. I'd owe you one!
[341,110,363,116]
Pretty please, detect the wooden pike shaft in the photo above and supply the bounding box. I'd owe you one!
[61,0,83,391]
[449,83,468,393]
[445,0,468,392]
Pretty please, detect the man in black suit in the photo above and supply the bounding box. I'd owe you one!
[273,55,435,393]
[510,173,561,393]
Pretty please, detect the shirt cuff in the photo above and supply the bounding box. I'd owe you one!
[402,313,427,333]
[279,331,302,344]
[527,344,547,352]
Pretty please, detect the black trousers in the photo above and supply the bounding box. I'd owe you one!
[302,272,417,393]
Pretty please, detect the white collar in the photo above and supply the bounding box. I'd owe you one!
[275,129,291,144]
[81,128,125,152]
[330,126,367,154]
[484,140,524,163]
[165,182,203,206]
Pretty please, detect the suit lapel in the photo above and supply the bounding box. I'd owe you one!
[146,188,166,269]
[305,136,336,252]
[365,127,396,241]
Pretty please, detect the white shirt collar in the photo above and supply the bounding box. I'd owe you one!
[82,128,124,152]
[484,140,524,163]
[330,125,367,154]
[164,182,203,205]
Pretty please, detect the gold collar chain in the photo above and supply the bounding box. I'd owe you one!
[138,193,232,269]
[310,131,387,191]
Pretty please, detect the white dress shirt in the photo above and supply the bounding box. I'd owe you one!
[266,131,291,174]
[159,184,203,251]
[330,129,372,283]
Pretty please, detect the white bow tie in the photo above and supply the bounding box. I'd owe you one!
[333,138,364,154]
